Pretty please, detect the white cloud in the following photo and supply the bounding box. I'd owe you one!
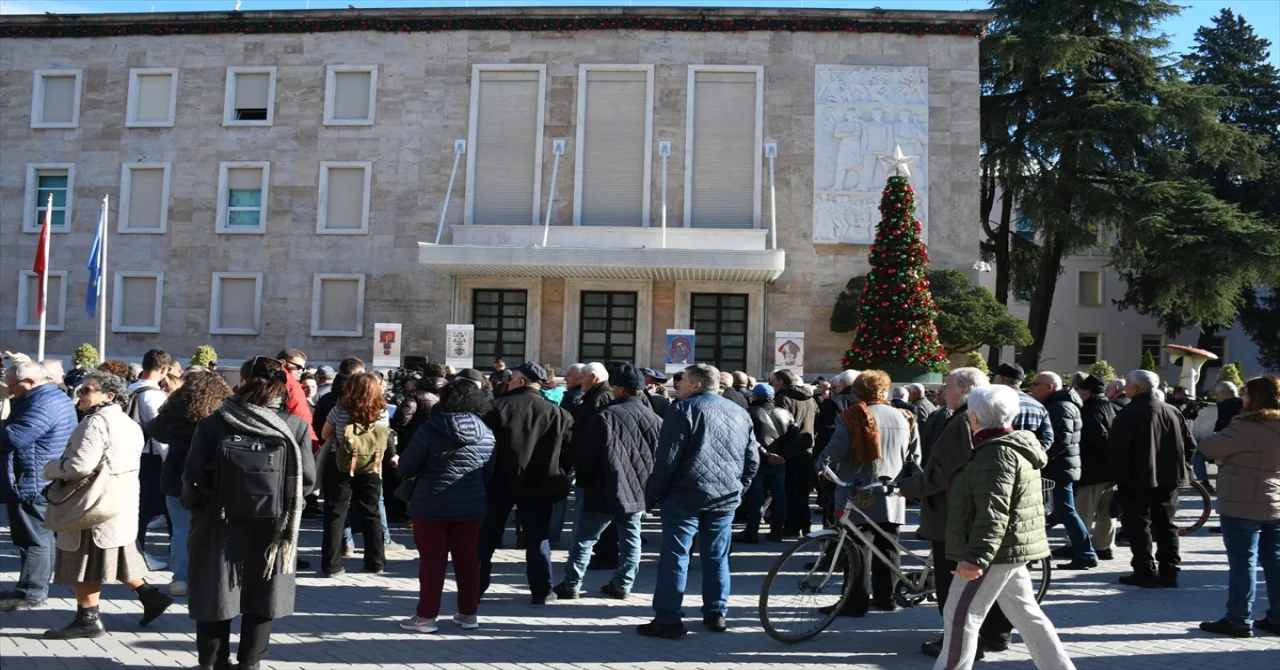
[0,0,101,15]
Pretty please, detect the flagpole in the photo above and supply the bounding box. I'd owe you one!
[97,195,108,359]
[37,194,52,361]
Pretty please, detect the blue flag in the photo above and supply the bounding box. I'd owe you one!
[86,206,104,316]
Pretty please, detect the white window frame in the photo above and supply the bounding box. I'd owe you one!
[311,273,366,337]
[464,64,547,227]
[15,270,69,331]
[223,66,277,127]
[215,161,270,234]
[316,161,373,235]
[683,64,764,230]
[209,272,264,335]
[126,67,179,128]
[31,69,83,129]
[323,64,378,126]
[23,163,76,234]
[1077,332,1102,366]
[111,271,164,334]
[572,64,654,228]
[1076,270,1104,307]
[118,162,171,234]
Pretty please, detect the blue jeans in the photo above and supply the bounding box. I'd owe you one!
[165,496,190,582]
[653,502,733,624]
[1052,478,1096,560]
[1221,515,1280,624]
[1192,450,1209,483]
[744,463,786,537]
[562,511,643,591]
[5,500,55,601]
[343,486,390,546]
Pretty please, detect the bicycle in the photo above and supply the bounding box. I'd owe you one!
[1175,480,1213,536]
[758,467,1053,644]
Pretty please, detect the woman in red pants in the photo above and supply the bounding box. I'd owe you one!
[395,378,496,632]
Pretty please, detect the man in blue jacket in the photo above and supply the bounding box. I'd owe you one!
[1,360,77,611]
[639,364,757,639]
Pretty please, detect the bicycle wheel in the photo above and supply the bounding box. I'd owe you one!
[759,533,858,644]
[1175,481,1212,537]
[1028,557,1051,604]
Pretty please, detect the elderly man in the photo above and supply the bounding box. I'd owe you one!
[737,383,796,544]
[553,365,659,601]
[639,364,757,639]
[908,383,937,425]
[816,370,859,526]
[919,383,955,466]
[937,385,1075,670]
[992,363,1053,451]
[639,368,671,418]
[1106,379,1130,410]
[1029,372,1095,570]
[1197,382,1245,492]
[560,363,587,409]
[0,361,77,612]
[719,372,750,409]
[772,368,820,536]
[1069,375,1120,562]
[480,362,575,604]
[565,363,618,568]
[1110,370,1197,588]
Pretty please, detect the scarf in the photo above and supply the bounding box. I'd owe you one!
[218,398,304,580]
[839,397,888,474]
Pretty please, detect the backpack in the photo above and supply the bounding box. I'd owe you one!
[334,423,388,477]
[214,434,287,523]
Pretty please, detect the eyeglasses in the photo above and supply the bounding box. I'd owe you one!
[282,360,304,371]
[75,386,98,396]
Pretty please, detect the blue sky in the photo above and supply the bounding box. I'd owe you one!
[2,0,1277,64]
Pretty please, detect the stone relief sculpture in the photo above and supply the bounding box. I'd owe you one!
[814,64,929,245]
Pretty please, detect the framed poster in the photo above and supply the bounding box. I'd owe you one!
[445,324,475,370]
[775,331,805,376]
[665,329,696,374]
[373,323,402,369]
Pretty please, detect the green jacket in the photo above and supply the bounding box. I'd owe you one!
[946,429,1050,569]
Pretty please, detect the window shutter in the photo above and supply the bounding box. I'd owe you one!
[473,70,541,226]
[580,70,648,227]
[122,276,158,328]
[228,167,262,191]
[1079,272,1101,306]
[41,76,76,123]
[235,73,270,110]
[136,74,172,122]
[127,168,165,230]
[690,71,758,229]
[324,167,366,230]
[218,277,258,331]
[333,72,371,120]
[320,278,360,332]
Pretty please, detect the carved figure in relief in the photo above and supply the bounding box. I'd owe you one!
[857,108,895,190]
[831,109,864,190]
[894,110,928,185]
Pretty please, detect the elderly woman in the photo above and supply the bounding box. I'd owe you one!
[42,371,174,639]
[937,385,1073,670]
[1198,375,1280,638]
[817,369,919,616]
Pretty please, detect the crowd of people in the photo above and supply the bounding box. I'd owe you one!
[1,345,1278,669]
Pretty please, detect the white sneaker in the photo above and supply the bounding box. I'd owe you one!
[144,553,168,571]
[384,541,408,553]
[399,616,438,633]
[168,581,187,596]
[452,613,480,630]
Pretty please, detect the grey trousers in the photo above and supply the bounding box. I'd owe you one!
[1076,483,1118,552]
[934,563,1075,670]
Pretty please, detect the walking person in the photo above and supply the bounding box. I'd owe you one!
[397,380,496,633]
[145,371,234,597]
[936,385,1075,670]
[320,372,390,576]
[736,383,795,544]
[1029,373,1096,570]
[638,364,757,638]
[0,360,76,612]
[1068,375,1119,562]
[42,371,174,639]
[1197,375,1280,638]
[182,357,315,670]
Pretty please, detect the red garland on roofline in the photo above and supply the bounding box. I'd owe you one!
[0,16,986,40]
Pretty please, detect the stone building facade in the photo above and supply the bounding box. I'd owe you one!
[0,7,987,375]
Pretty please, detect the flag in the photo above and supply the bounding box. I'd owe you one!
[86,205,105,317]
[33,195,51,316]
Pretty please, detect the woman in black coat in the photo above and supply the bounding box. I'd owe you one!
[182,358,316,670]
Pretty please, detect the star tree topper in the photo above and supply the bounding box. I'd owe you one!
[877,143,919,179]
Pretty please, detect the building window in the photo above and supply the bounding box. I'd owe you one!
[216,162,269,234]
[323,65,378,126]
[1077,333,1101,367]
[1141,334,1164,364]
[16,270,67,331]
[31,69,82,129]
[126,68,178,128]
[210,273,263,335]
[317,161,372,234]
[473,289,528,369]
[685,66,762,229]
[1206,335,1227,368]
[24,164,75,233]
[112,272,163,333]
[118,163,171,234]
[223,67,276,125]
[574,66,653,227]
[579,291,637,365]
[311,273,365,337]
[1077,270,1103,307]
[692,293,749,373]
[1014,210,1035,242]
[466,65,546,226]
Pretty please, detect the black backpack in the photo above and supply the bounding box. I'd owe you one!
[214,434,287,523]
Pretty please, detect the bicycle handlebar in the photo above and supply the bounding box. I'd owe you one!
[820,466,898,494]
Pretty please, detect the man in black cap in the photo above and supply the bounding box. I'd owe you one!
[992,362,1054,451]
[1068,374,1120,562]
[640,368,671,418]
[479,361,575,605]
[552,364,660,601]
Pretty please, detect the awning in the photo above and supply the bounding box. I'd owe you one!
[418,244,786,282]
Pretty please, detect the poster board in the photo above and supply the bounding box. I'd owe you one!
[775,331,805,376]
[373,323,402,369]
[665,329,696,374]
[445,324,475,370]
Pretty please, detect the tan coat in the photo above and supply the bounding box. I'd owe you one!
[42,404,145,552]
[1198,409,1280,522]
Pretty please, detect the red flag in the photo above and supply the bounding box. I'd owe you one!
[33,195,52,316]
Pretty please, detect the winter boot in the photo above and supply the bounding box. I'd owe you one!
[134,582,174,626]
[44,605,106,640]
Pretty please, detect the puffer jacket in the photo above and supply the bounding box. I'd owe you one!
[748,398,796,457]
[775,385,819,454]
[1043,388,1083,482]
[391,377,446,443]
[946,429,1051,569]
[1077,393,1117,486]
[647,390,758,513]
[1,382,77,502]
[398,412,495,522]
[1198,409,1280,521]
[577,395,660,515]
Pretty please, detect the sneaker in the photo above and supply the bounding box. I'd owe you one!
[1096,549,1114,561]
[452,613,480,630]
[320,569,346,578]
[1254,619,1280,635]
[600,582,629,600]
[0,597,46,612]
[1118,573,1161,588]
[637,621,688,639]
[703,613,728,632]
[552,583,580,600]
[1057,557,1099,570]
[143,553,168,571]
[399,616,438,633]
[146,516,167,531]
[1199,618,1252,638]
[384,541,408,554]
[168,581,187,597]
[872,600,903,613]
[343,543,355,558]
[532,591,558,606]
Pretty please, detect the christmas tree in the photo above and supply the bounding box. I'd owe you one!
[841,148,948,374]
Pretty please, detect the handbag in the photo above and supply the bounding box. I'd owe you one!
[392,475,417,503]
[43,457,119,532]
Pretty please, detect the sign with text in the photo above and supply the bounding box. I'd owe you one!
[775,331,805,376]
[665,329,696,374]
[373,323,402,369]
[445,324,475,370]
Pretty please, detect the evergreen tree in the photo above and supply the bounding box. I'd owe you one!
[1141,348,1159,372]
[1239,288,1280,371]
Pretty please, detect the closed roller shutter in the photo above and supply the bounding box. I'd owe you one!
[473,70,541,226]
[235,73,270,111]
[41,76,77,123]
[690,71,758,229]
[580,70,648,227]
[319,278,360,333]
[217,277,259,331]
[121,276,159,329]
[324,167,367,231]
[127,168,165,231]
[136,74,172,122]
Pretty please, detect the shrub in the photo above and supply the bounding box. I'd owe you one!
[1140,349,1159,372]
[1087,360,1118,384]
[1214,361,1245,390]
[72,343,100,369]
[191,345,218,367]
[964,351,990,375]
